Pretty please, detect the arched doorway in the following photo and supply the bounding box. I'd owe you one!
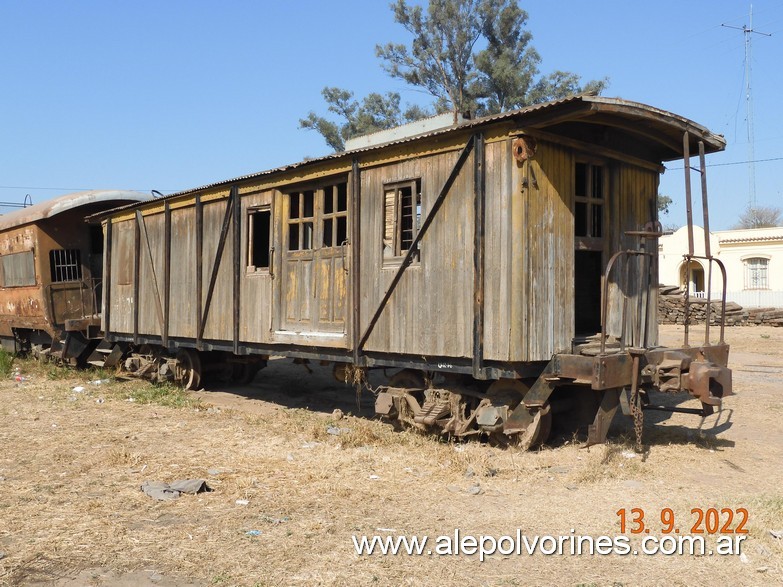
[679,260,705,297]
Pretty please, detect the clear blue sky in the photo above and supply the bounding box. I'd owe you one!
[1,0,781,230]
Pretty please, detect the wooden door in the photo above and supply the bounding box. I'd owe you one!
[280,181,349,333]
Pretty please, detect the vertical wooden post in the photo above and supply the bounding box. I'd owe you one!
[232,186,241,355]
[133,213,140,344]
[104,219,113,338]
[351,158,362,365]
[472,133,486,379]
[163,200,171,348]
[195,193,203,350]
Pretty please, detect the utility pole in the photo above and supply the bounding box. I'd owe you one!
[723,5,771,210]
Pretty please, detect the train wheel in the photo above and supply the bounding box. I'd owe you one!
[388,368,426,390]
[387,369,426,429]
[176,349,202,390]
[231,361,262,385]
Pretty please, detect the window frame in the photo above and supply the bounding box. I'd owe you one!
[1,250,36,288]
[49,248,83,284]
[383,178,422,263]
[574,161,606,251]
[743,256,770,290]
[247,205,272,274]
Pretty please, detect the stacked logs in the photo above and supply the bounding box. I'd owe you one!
[658,285,749,326]
[746,308,783,327]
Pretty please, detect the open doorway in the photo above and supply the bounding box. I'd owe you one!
[680,260,705,297]
[575,250,603,334]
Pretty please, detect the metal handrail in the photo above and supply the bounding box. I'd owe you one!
[682,255,728,346]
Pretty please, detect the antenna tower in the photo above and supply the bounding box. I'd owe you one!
[723,5,771,210]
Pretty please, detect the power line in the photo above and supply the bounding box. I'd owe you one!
[667,155,783,171]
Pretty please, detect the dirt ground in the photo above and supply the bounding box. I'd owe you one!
[0,325,781,587]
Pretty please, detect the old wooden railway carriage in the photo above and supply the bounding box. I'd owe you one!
[0,190,148,356]
[85,96,733,446]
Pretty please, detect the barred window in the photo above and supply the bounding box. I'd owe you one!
[49,249,82,283]
[744,257,769,290]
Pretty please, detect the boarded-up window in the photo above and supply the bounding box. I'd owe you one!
[2,251,36,287]
[49,249,82,283]
[383,179,421,259]
[248,207,272,270]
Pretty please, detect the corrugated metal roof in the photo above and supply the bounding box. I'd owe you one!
[100,95,726,217]
[0,190,150,232]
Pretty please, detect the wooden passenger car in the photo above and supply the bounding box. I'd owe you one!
[0,190,149,354]
[96,96,733,445]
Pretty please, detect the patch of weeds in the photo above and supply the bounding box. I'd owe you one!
[0,348,14,378]
[45,362,73,380]
[125,381,202,409]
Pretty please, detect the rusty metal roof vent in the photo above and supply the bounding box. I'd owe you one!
[344,112,469,152]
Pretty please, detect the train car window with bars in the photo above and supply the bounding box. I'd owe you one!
[49,249,82,283]
[744,257,769,290]
[574,162,605,240]
[383,179,422,259]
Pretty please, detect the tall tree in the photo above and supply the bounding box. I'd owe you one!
[733,205,782,229]
[302,0,608,150]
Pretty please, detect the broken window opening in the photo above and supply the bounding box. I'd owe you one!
[384,179,422,261]
[248,208,271,271]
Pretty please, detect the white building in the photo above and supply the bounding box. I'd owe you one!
[659,225,783,308]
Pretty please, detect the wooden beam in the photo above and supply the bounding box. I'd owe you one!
[199,189,235,341]
[472,133,486,379]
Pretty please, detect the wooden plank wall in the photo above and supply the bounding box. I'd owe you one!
[239,190,273,343]
[360,149,474,358]
[523,141,574,360]
[105,132,661,363]
[605,164,660,345]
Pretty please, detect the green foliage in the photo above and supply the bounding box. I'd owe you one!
[302,0,609,150]
[299,88,429,151]
[125,381,202,409]
[0,349,14,378]
[657,194,672,215]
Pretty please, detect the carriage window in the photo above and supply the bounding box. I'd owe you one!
[2,251,36,287]
[248,207,271,271]
[574,162,604,238]
[383,179,422,259]
[50,249,82,283]
[322,182,349,248]
[287,191,314,251]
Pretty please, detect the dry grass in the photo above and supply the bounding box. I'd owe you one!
[0,327,781,586]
